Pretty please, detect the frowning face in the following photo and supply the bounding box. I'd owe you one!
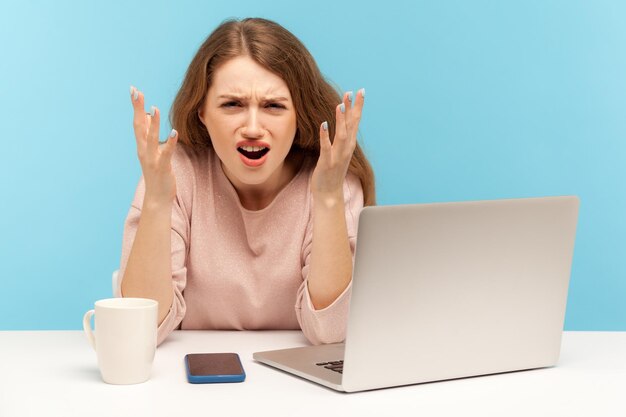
[198,55,298,200]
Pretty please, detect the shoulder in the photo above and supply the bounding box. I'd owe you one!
[168,144,212,211]
[343,172,364,237]
[344,171,364,207]
[168,143,217,184]
[169,143,199,175]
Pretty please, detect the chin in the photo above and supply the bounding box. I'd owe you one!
[230,162,275,185]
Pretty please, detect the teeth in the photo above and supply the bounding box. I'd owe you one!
[239,146,267,152]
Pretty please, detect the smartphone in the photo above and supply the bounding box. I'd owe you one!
[184,353,246,384]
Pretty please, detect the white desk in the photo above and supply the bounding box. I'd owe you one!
[0,331,624,417]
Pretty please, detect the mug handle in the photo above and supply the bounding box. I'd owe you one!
[82,309,96,350]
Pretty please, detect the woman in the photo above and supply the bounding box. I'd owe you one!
[117,17,375,346]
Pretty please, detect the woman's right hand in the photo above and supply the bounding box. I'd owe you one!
[130,86,179,208]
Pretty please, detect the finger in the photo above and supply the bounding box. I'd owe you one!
[333,97,349,152]
[161,129,179,159]
[344,90,358,141]
[319,121,331,162]
[130,86,147,144]
[345,88,364,156]
[350,88,365,132]
[346,90,354,113]
[145,113,151,138]
[147,105,160,154]
[344,90,361,139]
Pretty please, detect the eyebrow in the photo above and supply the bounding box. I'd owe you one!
[217,94,289,102]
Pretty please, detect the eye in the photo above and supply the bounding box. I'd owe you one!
[221,101,241,108]
[265,102,286,110]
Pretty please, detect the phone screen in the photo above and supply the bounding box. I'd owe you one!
[185,353,246,383]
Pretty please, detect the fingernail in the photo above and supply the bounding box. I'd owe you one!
[359,88,365,99]
[150,106,156,117]
[347,91,353,103]
[169,129,177,138]
[339,103,345,114]
[130,86,139,101]
[322,121,328,131]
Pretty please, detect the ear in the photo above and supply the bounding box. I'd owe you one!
[198,108,206,127]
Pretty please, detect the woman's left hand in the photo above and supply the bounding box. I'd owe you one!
[311,89,365,203]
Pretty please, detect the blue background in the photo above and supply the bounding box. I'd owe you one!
[1,0,624,330]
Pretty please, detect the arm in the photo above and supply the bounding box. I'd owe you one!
[307,191,353,309]
[116,175,189,346]
[295,175,362,345]
[121,87,180,327]
[121,200,174,324]
[308,89,365,309]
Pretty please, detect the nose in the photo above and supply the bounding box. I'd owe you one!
[241,108,264,139]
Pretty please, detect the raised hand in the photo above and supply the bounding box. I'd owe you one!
[311,88,365,203]
[129,86,179,207]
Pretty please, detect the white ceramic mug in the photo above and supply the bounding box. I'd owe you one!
[83,298,158,384]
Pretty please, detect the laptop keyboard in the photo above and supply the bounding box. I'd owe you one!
[316,360,344,374]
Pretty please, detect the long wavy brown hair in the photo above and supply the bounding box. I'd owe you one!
[169,17,375,206]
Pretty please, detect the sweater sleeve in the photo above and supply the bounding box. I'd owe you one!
[115,150,192,346]
[295,173,364,345]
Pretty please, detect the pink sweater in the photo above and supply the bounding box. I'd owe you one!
[116,146,364,346]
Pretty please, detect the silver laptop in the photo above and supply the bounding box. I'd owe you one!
[253,196,579,392]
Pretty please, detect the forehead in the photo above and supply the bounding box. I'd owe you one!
[210,55,291,98]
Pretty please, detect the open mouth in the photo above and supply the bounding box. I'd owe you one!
[237,146,270,160]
